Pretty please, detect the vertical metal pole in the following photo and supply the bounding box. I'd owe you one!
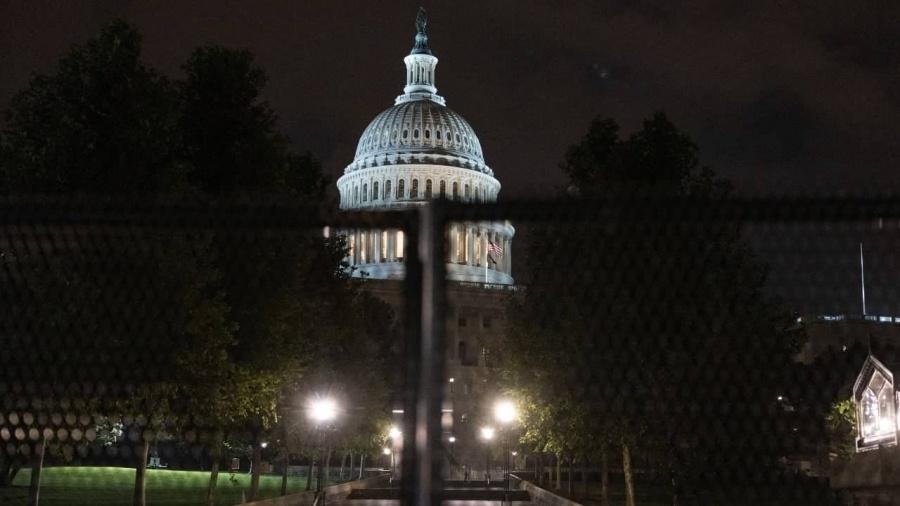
[401,202,447,506]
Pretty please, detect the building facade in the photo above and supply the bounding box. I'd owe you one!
[336,11,516,474]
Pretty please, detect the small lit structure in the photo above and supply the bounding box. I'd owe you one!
[853,355,898,451]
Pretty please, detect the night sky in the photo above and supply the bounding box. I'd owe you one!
[2,1,900,198]
[3,1,900,315]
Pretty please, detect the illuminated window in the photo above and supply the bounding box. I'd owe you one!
[854,355,898,451]
[398,179,405,198]
[411,179,419,198]
[396,230,405,260]
[348,234,355,259]
[425,179,433,198]
[385,180,392,199]
[360,232,367,263]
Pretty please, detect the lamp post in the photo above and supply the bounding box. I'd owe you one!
[387,426,401,484]
[307,396,339,505]
[493,399,518,493]
[480,426,495,485]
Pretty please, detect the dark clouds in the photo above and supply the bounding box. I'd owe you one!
[1,0,899,198]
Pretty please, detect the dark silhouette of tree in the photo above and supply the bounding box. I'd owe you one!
[504,113,806,505]
[1,20,179,196]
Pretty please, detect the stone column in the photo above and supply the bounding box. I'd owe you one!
[449,224,459,263]
[466,225,475,266]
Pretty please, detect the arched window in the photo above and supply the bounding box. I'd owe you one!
[354,186,359,203]
[425,129,431,139]
[425,179,433,198]
[464,184,470,201]
[439,180,446,197]
[411,179,419,198]
[373,181,379,200]
[403,129,409,139]
[453,182,459,199]
[414,129,420,139]
[398,179,406,198]
[385,180,392,199]
[362,183,368,202]
[436,130,442,140]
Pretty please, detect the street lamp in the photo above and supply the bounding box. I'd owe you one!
[480,426,495,484]
[306,396,339,502]
[493,400,518,492]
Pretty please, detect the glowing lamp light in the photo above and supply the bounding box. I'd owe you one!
[260,442,269,449]
[382,447,391,456]
[389,426,402,439]
[308,397,338,423]
[480,426,495,441]
[494,400,518,424]
[448,436,456,443]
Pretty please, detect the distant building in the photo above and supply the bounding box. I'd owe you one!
[798,313,900,363]
[335,11,515,473]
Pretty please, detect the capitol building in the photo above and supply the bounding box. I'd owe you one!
[336,10,515,467]
[336,11,514,286]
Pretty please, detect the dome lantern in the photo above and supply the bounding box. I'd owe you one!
[397,8,445,106]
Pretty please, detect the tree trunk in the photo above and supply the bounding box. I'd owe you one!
[566,455,574,497]
[339,452,346,482]
[358,454,365,480]
[348,452,354,481]
[581,456,588,499]
[207,458,220,506]
[207,431,223,506]
[29,435,47,506]
[555,453,561,490]
[323,448,332,488]
[281,451,289,496]
[306,456,314,491]
[248,443,262,501]
[534,453,541,485]
[622,441,635,506]
[600,447,609,506]
[133,437,150,506]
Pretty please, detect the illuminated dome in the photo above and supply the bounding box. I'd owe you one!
[348,100,490,175]
[336,10,513,285]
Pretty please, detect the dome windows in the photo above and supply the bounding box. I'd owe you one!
[403,129,409,140]
[452,182,459,199]
[398,179,406,198]
[439,180,446,198]
[436,130,442,140]
[414,129,420,139]
[373,181,379,200]
[362,183,368,202]
[411,179,419,198]
[385,180,392,199]
[425,179,433,198]
[425,129,431,139]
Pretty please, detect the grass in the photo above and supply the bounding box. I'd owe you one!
[0,466,309,506]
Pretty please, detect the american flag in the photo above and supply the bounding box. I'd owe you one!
[488,241,503,262]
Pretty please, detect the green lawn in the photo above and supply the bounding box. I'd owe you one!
[0,466,308,506]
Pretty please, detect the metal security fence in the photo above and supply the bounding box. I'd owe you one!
[2,197,900,505]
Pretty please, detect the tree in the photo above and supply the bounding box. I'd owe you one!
[1,21,179,195]
[503,113,803,504]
